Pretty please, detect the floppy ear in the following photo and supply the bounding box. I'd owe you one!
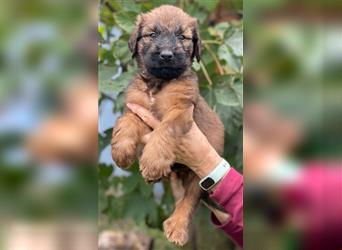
[192,20,202,62]
[128,15,143,58]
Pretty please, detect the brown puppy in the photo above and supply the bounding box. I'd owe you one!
[111,5,224,246]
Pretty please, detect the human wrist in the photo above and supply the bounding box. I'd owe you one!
[193,147,222,179]
[199,158,231,191]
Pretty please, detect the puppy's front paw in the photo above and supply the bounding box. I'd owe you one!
[139,142,174,182]
[111,128,137,168]
[163,215,189,246]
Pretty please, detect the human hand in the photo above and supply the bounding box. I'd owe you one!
[127,103,230,223]
[126,103,222,179]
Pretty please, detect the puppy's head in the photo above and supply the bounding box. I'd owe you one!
[129,5,202,80]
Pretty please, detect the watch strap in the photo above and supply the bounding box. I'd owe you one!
[199,158,230,191]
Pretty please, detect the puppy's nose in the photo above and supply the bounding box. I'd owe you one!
[159,50,174,60]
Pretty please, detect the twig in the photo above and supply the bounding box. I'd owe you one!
[200,61,213,86]
[202,40,222,45]
[204,43,225,75]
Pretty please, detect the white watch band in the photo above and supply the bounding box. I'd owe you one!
[199,158,230,191]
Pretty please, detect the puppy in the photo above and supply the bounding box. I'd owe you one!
[111,5,224,246]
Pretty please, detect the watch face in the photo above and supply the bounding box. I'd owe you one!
[201,177,215,189]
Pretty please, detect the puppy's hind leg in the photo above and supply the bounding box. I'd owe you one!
[163,170,201,246]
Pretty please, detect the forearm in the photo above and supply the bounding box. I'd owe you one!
[192,146,243,247]
[209,168,243,248]
[193,149,232,223]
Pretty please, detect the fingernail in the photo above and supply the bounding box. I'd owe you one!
[127,103,134,110]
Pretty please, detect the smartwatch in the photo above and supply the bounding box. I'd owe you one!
[199,158,230,191]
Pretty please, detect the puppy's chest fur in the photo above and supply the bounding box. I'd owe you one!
[146,89,173,121]
[148,90,156,106]
[147,89,170,120]
[144,79,197,121]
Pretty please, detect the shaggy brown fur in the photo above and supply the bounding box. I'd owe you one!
[111,5,224,246]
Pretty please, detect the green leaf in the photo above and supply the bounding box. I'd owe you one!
[200,86,216,108]
[108,196,125,220]
[194,0,220,11]
[99,64,116,84]
[99,128,113,152]
[98,46,115,64]
[121,1,141,13]
[122,193,156,223]
[113,40,129,59]
[114,11,137,33]
[111,71,133,92]
[185,4,208,24]
[139,179,153,197]
[234,81,243,106]
[106,0,123,11]
[99,165,113,179]
[208,22,229,39]
[213,76,243,107]
[110,176,121,190]
[218,44,241,72]
[145,198,158,226]
[99,66,132,94]
[122,174,140,194]
[98,22,107,40]
[161,184,176,216]
[113,38,133,64]
[113,91,125,112]
[192,61,201,71]
[100,3,115,24]
[216,104,242,134]
[226,30,243,57]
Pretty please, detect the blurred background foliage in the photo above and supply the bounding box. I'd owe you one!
[244,1,342,250]
[0,0,97,249]
[0,0,96,217]
[98,0,242,249]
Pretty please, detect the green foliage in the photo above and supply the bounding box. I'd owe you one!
[99,0,242,248]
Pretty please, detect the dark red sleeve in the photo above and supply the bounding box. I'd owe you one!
[209,168,243,248]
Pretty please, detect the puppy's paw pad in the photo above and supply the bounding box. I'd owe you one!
[163,217,189,246]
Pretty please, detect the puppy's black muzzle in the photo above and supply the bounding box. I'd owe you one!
[159,50,174,61]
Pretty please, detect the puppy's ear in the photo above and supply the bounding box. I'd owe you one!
[128,15,143,58]
[191,19,202,62]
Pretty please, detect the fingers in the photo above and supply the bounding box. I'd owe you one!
[126,103,160,129]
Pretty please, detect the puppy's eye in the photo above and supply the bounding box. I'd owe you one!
[149,32,157,38]
[177,34,185,40]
